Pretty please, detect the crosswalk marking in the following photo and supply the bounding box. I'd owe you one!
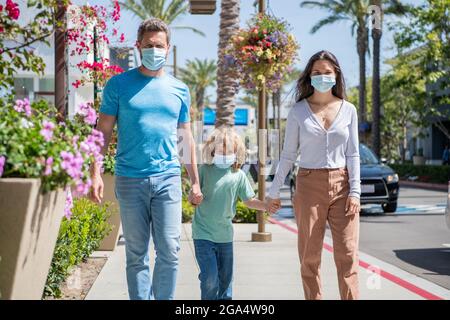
[273,204,445,219]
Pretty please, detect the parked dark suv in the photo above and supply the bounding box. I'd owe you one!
[289,143,400,213]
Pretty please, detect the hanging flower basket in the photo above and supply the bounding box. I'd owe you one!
[224,13,299,92]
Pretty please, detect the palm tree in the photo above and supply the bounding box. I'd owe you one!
[179,58,217,121]
[119,0,205,36]
[370,0,408,157]
[215,0,240,128]
[300,0,370,125]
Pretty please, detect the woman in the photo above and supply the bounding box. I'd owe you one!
[267,50,361,300]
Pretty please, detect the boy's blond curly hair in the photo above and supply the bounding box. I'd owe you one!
[202,126,246,171]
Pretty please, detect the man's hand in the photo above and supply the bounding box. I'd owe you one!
[345,196,360,215]
[266,197,281,214]
[189,183,203,206]
[90,174,104,203]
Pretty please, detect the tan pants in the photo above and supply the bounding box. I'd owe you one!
[293,167,359,300]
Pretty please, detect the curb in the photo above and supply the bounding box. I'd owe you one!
[399,180,448,192]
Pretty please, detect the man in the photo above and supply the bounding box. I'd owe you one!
[90,18,203,300]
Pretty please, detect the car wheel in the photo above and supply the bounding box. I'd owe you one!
[382,202,397,213]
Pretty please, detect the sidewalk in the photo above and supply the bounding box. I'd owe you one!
[85,220,449,300]
[85,182,450,300]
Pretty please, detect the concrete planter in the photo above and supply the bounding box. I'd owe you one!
[0,178,66,300]
[97,173,121,251]
[413,155,426,165]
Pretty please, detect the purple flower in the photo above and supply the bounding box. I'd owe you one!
[14,98,32,117]
[44,157,53,176]
[60,151,84,180]
[40,120,56,142]
[73,178,92,197]
[64,187,73,219]
[77,103,97,125]
[0,155,6,177]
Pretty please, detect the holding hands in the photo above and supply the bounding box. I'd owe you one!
[266,197,282,214]
[188,183,204,206]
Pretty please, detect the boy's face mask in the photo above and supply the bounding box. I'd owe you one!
[141,47,167,71]
[213,153,236,169]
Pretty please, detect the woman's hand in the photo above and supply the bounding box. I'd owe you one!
[345,196,360,215]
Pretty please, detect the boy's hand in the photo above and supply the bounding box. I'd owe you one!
[265,197,281,214]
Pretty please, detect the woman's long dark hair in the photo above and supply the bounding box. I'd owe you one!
[295,50,347,102]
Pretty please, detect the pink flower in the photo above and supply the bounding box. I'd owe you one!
[40,120,55,142]
[73,178,92,197]
[72,79,82,89]
[0,155,6,177]
[14,98,31,117]
[60,151,84,180]
[5,0,20,20]
[64,187,73,219]
[43,157,53,176]
[120,33,125,43]
[112,0,121,22]
[77,103,97,125]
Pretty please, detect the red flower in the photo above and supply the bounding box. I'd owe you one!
[119,33,125,42]
[5,0,20,20]
[72,80,82,89]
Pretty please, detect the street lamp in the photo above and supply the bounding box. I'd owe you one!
[189,0,217,15]
[251,0,272,243]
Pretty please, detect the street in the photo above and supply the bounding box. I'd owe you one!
[273,185,450,291]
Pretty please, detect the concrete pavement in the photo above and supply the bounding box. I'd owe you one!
[85,220,449,300]
[85,183,450,300]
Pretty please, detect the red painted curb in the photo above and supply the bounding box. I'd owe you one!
[268,217,445,300]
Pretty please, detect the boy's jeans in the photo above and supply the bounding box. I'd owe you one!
[193,239,233,300]
[115,173,182,300]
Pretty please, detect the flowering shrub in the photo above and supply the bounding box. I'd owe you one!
[68,1,125,91]
[66,1,125,175]
[0,0,70,95]
[224,14,299,92]
[0,99,104,218]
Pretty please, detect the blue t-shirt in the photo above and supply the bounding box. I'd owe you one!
[99,68,191,177]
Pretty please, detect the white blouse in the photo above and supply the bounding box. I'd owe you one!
[268,99,361,199]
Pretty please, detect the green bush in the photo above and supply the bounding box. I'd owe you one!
[233,200,257,223]
[182,196,195,223]
[390,163,450,184]
[43,198,113,298]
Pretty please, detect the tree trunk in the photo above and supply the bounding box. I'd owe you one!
[215,0,240,128]
[371,0,382,158]
[372,30,382,158]
[357,24,368,125]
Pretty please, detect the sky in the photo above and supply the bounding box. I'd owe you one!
[76,0,424,101]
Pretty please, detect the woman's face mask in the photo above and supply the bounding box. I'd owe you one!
[311,74,336,93]
[213,153,236,169]
[141,47,167,71]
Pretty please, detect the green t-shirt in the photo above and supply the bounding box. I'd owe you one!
[192,164,256,243]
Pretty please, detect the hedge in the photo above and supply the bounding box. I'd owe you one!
[389,163,450,184]
[43,198,113,298]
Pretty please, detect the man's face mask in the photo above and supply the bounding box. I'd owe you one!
[141,47,167,71]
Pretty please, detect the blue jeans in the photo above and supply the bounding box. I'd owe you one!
[114,173,182,300]
[193,239,233,300]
